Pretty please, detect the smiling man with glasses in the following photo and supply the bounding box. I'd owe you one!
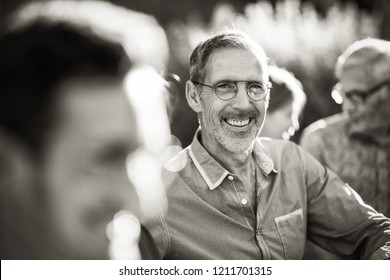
[146,31,390,260]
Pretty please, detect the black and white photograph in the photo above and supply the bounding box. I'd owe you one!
[1,0,389,278]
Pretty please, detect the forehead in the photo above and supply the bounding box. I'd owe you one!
[339,50,384,91]
[340,66,375,91]
[54,77,139,144]
[205,48,267,83]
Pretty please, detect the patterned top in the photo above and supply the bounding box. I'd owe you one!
[300,113,390,217]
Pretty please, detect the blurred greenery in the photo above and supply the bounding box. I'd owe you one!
[0,0,385,146]
[165,0,381,145]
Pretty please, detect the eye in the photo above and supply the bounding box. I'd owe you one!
[345,91,362,101]
[249,83,266,92]
[216,82,236,92]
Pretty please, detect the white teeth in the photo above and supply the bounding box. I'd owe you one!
[226,119,250,127]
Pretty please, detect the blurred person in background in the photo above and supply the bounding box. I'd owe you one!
[0,2,170,260]
[300,38,390,219]
[145,30,390,260]
[260,65,306,140]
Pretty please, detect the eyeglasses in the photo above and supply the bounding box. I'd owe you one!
[333,79,390,103]
[193,80,272,101]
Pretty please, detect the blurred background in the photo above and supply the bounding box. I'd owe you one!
[1,0,389,146]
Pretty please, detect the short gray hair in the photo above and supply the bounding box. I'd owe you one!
[189,30,269,83]
[335,38,390,83]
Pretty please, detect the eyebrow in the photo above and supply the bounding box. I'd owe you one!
[214,79,265,85]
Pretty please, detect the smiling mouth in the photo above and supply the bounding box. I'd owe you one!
[225,118,252,127]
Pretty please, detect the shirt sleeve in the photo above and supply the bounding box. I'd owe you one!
[296,144,390,259]
[139,225,162,260]
[143,200,170,259]
[370,243,390,260]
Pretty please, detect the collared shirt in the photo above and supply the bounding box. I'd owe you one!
[300,113,390,217]
[146,129,390,259]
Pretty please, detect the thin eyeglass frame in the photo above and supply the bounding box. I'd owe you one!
[193,80,272,101]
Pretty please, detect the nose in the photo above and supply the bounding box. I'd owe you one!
[231,84,251,110]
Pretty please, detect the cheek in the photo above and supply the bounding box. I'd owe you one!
[364,92,390,122]
[42,138,107,236]
[44,159,94,232]
[255,102,267,122]
[43,142,82,212]
[260,102,267,115]
[201,96,224,123]
[367,90,389,109]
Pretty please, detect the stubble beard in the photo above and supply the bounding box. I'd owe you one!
[202,114,261,154]
[348,106,390,135]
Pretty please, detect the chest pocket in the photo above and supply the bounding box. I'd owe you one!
[275,208,305,259]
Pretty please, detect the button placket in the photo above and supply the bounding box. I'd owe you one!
[254,174,272,260]
[227,174,256,229]
[234,178,252,210]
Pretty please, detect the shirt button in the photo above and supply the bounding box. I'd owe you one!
[241,198,248,205]
[256,228,261,235]
[228,175,234,181]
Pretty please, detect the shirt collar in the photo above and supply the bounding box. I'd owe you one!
[253,137,278,175]
[188,128,277,190]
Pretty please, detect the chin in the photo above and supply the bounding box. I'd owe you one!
[219,137,254,154]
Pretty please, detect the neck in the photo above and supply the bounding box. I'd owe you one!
[200,132,254,176]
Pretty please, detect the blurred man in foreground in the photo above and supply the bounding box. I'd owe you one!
[300,39,390,218]
[0,15,170,259]
[146,31,390,260]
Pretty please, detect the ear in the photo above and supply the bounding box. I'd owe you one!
[185,81,203,113]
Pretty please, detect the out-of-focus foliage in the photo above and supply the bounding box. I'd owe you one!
[167,0,380,145]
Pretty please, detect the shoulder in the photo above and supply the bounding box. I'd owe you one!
[257,138,327,186]
[162,147,191,175]
[300,114,349,155]
[257,137,303,168]
[301,113,348,140]
[161,146,195,192]
[259,137,300,153]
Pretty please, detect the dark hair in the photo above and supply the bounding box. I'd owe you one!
[0,20,132,153]
[267,81,293,112]
[189,30,268,84]
[268,65,306,114]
